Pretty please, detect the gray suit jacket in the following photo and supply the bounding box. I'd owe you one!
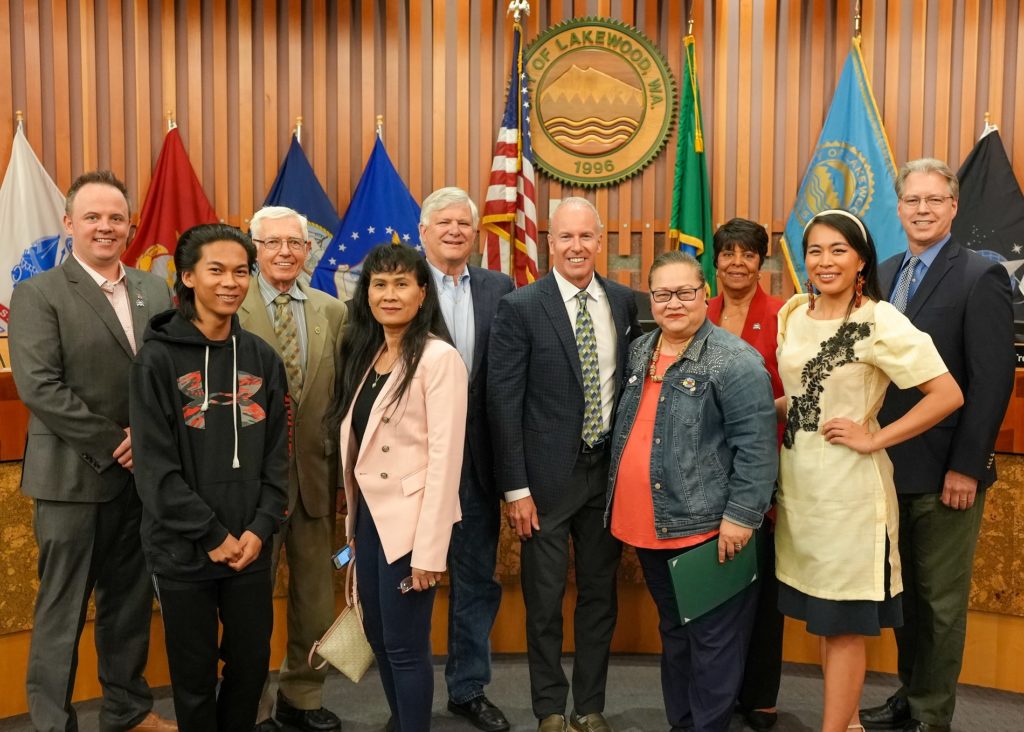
[238,279,347,518]
[9,255,173,502]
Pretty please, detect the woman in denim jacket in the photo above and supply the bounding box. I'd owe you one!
[604,250,778,732]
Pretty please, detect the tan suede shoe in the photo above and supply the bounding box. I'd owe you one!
[538,714,567,732]
[128,712,178,732]
[569,712,613,732]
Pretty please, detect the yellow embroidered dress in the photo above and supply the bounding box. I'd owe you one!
[775,295,947,602]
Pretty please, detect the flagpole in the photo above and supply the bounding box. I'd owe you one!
[15,109,23,134]
[375,115,384,140]
[166,111,176,131]
[854,0,862,38]
[295,116,303,144]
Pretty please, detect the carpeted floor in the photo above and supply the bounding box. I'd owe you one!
[1,655,1020,732]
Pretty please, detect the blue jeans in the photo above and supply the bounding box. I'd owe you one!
[445,465,503,703]
[355,505,436,731]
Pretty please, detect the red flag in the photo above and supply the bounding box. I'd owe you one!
[123,128,217,287]
[481,19,538,287]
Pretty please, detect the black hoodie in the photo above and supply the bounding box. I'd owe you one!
[130,309,289,580]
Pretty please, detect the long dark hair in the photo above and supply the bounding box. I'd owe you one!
[802,210,883,319]
[173,223,256,322]
[325,244,450,433]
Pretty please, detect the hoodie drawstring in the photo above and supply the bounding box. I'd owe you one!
[200,347,210,412]
[231,335,240,469]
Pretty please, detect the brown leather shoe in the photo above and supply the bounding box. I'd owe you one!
[538,714,566,732]
[569,712,613,732]
[128,712,178,732]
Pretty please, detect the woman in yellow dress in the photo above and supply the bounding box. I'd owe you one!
[775,210,963,732]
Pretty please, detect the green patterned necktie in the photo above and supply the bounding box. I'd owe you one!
[575,290,603,446]
[273,293,304,401]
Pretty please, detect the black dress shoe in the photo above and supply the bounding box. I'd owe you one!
[254,720,281,732]
[902,722,950,732]
[275,693,342,732]
[448,695,511,732]
[743,709,778,731]
[860,696,910,730]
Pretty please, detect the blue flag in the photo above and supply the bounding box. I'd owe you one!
[780,38,905,289]
[264,135,340,283]
[311,137,420,298]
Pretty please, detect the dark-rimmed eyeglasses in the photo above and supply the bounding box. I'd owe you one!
[651,287,701,303]
[253,237,308,252]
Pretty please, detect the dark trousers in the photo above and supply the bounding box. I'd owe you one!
[155,569,273,732]
[28,485,154,732]
[636,544,759,732]
[521,448,622,719]
[738,529,784,712]
[895,491,986,726]
[355,504,437,732]
[445,459,503,703]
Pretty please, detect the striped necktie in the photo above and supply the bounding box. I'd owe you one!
[575,290,603,446]
[273,293,303,401]
[890,255,920,313]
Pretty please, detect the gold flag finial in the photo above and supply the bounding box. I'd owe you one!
[376,115,384,139]
[854,0,862,38]
[507,1,530,22]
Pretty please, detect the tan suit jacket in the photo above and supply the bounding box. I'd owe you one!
[340,338,467,572]
[238,280,347,517]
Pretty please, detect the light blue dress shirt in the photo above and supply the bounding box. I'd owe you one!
[896,234,951,304]
[428,261,475,372]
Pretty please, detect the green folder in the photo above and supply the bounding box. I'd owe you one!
[668,534,760,625]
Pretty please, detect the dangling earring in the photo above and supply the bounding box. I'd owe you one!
[854,272,865,308]
[805,280,815,311]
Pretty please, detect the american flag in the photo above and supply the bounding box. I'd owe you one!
[481,19,538,287]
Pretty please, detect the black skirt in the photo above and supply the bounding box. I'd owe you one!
[777,537,902,636]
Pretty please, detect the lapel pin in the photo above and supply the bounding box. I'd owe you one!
[752,322,762,330]
[135,291,145,307]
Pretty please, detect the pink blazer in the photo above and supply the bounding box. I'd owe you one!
[340,337,468,571]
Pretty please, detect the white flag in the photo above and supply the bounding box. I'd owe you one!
[0,124,69,334]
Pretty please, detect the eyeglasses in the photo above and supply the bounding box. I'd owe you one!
[651,287,701,303]
[900,195,953,209]
[254,237,308,252]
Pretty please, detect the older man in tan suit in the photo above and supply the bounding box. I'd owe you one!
[240,206,347,732]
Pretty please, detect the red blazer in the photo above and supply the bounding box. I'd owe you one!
[707,285,784,399]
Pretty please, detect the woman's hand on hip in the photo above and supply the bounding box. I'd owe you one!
[718,519,754,564]
[410,567,443,592]
[822,417,875,454]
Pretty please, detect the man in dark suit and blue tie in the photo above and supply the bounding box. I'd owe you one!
[419,187,513,732]
[9,171,175,732]
[488,197,640,732]
[860,159,1014,732]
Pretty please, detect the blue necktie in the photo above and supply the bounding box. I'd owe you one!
[890,256,920,313]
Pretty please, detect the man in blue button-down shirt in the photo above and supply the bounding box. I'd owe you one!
[420,187,514,732]
[860,159,1014,732]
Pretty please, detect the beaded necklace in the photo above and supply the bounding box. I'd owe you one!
[648,334,693,382]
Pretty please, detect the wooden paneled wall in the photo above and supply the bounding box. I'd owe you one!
[1,0,1022,290]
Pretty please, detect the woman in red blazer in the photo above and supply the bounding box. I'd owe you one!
[328,244,467,731]
[706,218,785,732]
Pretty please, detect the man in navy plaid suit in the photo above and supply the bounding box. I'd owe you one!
[487,197,641,732]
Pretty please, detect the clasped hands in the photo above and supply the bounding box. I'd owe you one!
[207,530,263,571]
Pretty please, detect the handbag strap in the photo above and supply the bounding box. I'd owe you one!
[346,558,365,623]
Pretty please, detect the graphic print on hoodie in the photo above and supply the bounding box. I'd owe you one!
[129,309,290,581]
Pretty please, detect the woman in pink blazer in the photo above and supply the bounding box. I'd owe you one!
[328,244,467,731]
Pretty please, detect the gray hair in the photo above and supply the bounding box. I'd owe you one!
[895,158,959,199]
[551,196,604,230]
[249,205,309,242]
[419,187,479,228]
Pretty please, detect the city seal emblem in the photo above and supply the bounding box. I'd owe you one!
[526,17,676,187]
[793,141,876,226]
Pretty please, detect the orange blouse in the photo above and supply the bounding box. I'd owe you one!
[610,352,719,550]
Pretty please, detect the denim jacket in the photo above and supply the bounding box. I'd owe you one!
[604,318,778,539]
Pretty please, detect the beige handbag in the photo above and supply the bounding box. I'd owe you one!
[308,561,374,682]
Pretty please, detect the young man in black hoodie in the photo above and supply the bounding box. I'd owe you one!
[130,223,289,732]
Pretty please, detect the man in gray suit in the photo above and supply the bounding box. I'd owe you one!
[9,170,175,732]
[240,206,347,732]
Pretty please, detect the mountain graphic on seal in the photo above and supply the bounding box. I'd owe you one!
[539,65,643,155]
